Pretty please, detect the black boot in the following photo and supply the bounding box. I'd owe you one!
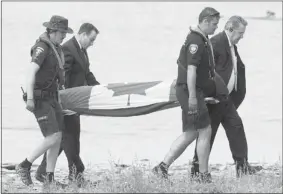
[35,164,46,183]
[235,159,248,178]
[35,153,47,183]
[190,161,200,179]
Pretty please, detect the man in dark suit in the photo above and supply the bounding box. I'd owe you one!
[35,23,100,185]
[191,16,262,178]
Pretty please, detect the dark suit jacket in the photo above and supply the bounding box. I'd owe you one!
[62,36,100,88]
[210,31,246,109]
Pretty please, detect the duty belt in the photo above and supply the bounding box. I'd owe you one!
[34,89,58,100]
[176,83,202,91]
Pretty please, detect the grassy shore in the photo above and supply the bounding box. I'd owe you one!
[2,160,282,193]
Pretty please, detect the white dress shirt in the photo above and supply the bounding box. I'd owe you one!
[225,31,238,94]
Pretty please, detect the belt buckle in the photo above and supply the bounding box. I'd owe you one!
[43,91,49,98]
[34,90,42,99]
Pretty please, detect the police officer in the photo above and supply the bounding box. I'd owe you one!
[15,15,73,186]
[35,23,101,187]
[152,7,222,183]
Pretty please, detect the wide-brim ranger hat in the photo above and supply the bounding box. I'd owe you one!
[43,15,73,34]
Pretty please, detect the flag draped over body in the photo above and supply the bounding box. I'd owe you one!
[59,79,180,117]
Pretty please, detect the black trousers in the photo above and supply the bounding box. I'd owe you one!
[39,114,85,174]
[193,97,248,163]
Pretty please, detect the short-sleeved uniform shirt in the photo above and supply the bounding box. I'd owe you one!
[177,31,215,97]
[31,41,60,92]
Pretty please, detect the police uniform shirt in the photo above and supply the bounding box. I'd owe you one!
[188,34,211,84]
[31,42,59,91]
[176,31,215,97]
[186,34,206,68]
[31,42,49,66]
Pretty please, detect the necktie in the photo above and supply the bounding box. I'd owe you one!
[230,45,237,91]
[81,48,88,62]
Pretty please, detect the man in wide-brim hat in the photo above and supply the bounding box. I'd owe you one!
[15,15,72,187]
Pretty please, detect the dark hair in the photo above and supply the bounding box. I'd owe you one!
[198,7,220,23]
[78,23,99,35]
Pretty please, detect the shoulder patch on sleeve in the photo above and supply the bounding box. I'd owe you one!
[189,44,198,54]
[34,47,44,57]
